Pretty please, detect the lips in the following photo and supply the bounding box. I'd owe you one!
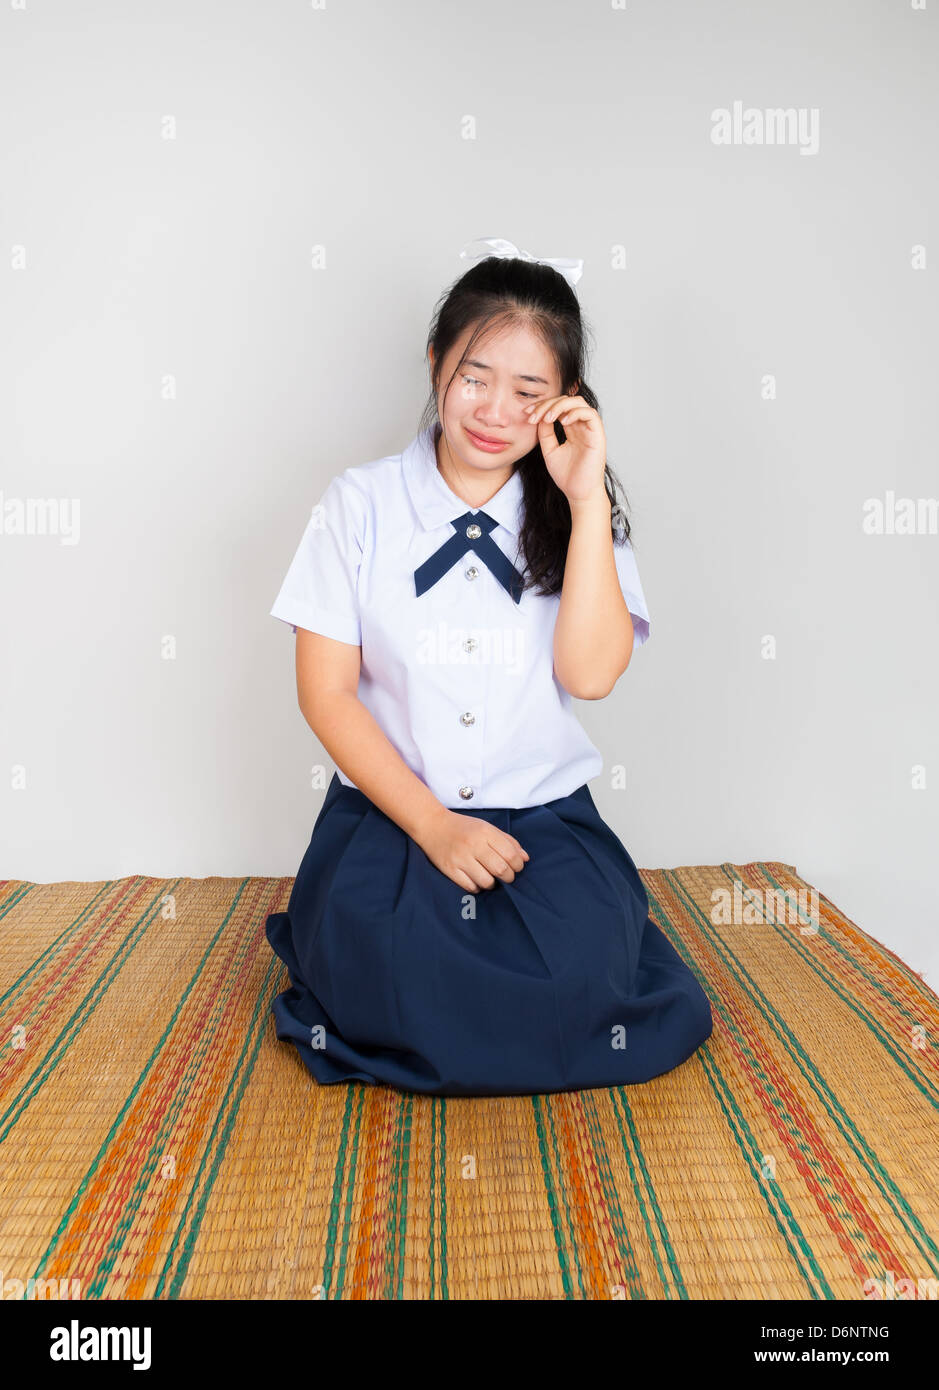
[465,427,508,446]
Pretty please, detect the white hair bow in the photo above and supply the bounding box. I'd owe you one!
[458,236,584,289]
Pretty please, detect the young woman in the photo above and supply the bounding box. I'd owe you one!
[264,238,712,1096]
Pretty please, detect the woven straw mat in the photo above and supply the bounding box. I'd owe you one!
[0,863,936,1300]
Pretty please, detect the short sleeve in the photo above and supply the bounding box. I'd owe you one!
[269,474,366,645]
[613,535,651,646]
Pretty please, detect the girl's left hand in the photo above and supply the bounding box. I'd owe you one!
[525,396,607,503]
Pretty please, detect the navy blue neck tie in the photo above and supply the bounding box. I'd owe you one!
[414,510,525,605]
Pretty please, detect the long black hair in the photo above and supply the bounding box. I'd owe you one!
[418,254,632,598]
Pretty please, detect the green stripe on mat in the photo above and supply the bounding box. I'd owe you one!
[331,1083,365,1300]
[531,1094,574,1297]
[384,1092,413,1299]
[610,1085,684,1299]
[0,882,38,920]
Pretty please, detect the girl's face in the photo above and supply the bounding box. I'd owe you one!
[432,322,566,472]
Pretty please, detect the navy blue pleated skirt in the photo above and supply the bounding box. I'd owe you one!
[265,773,713,1096]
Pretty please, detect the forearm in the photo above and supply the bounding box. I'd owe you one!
[553,490,634,699]
[300,689,449,842]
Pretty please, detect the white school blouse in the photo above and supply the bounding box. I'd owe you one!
[270,424,651,810]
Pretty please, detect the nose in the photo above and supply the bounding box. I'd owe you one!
[474,389,515,422]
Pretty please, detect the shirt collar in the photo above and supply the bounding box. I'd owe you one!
[402,424,524,535]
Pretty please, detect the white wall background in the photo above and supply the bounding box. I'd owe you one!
[1,0,936,984]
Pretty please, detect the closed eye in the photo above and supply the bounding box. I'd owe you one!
[461,374,539,399]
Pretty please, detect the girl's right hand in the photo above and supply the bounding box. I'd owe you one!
[415,809,530,893]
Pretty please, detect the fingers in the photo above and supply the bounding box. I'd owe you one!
[547,405,594,428]
[466,859,498,891]
[453,867,484,894]
[447,825,531,893]
[525,394,587,425]
[505,834,530,863]
[454,849,512,892]
[470,835,530,890]
[477,847,515,885]
[493,832,529,869]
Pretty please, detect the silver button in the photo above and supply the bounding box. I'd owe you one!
[459,711,475,726]
[463,636,478,652]
[458,785,474,800]
[465,566,479,580]
[465,523,482,539]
